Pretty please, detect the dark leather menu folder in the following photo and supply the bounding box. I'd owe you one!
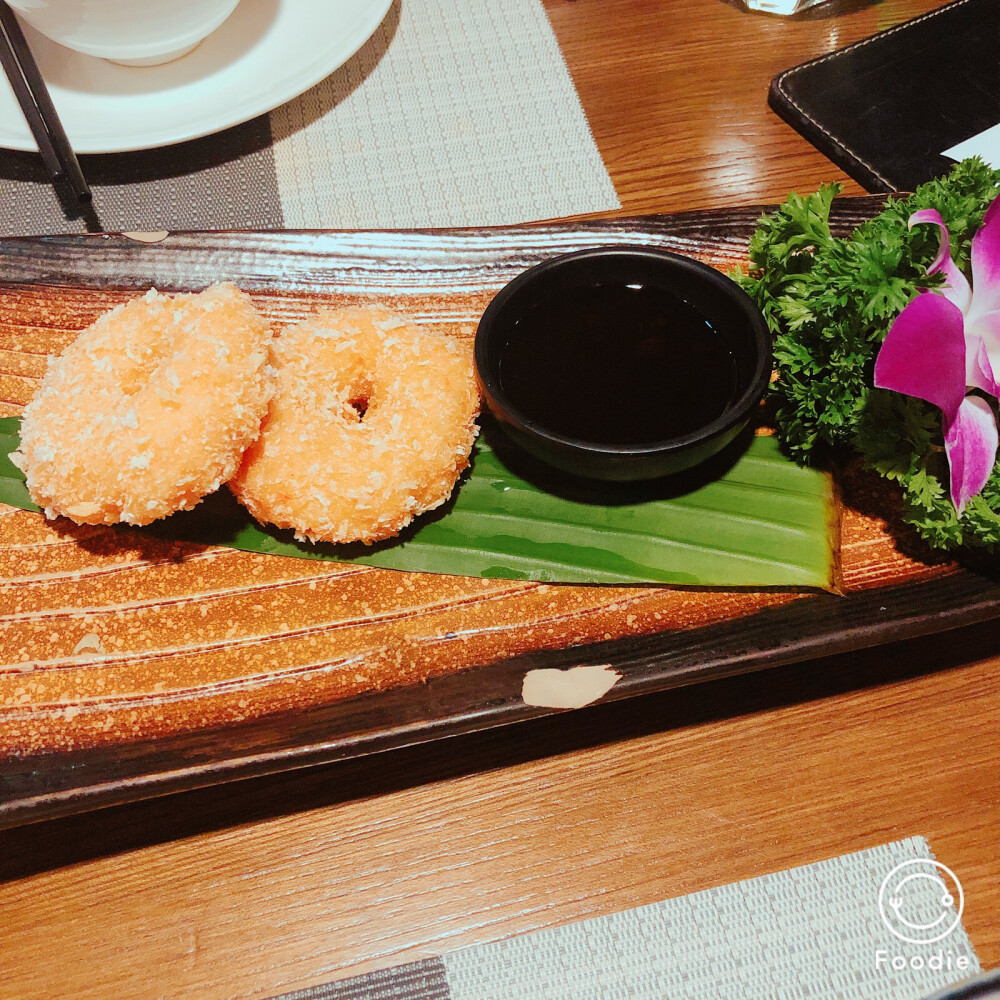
[768,0,1000,192]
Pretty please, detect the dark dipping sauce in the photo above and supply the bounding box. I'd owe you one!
[495,281,739,445]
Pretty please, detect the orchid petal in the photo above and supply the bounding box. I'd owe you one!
[909,208,972,311]
[969,194,1000,318]
[944,394,998,514]
[966,336,1000,397]
[966,310,1000,395]
[874,291,967,422]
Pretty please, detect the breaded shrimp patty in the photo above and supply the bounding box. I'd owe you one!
[12,283,273,525]
[230,306,480,544]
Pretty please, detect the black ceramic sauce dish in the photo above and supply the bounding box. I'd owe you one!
[474,246,772,482]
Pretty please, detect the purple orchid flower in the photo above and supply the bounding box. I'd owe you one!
[874,195,1000,514]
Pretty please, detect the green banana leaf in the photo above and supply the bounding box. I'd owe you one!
[0,416,836,588]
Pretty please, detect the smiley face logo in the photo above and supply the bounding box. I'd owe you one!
[878,859,963,944]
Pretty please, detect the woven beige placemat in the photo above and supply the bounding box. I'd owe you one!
[0,0,618,236]
[270,837,982,1000]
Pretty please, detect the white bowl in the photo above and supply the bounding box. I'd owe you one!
[5,0,241,66]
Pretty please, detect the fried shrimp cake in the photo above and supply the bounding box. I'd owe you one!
[12,283,274,525]
[230,306,480,545]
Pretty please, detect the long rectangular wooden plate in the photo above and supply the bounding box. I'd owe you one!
[3,198,998,829]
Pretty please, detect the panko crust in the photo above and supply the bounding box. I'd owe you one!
[12,283,274,525]
[230,306,481,544]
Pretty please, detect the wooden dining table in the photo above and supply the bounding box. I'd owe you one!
[2,0,997,997]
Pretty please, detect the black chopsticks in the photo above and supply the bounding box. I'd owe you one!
[0,2,90,203]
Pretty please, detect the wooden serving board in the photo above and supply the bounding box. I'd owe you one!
[2,199,997,828]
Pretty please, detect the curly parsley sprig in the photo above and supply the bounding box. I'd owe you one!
[736,157,1000,550]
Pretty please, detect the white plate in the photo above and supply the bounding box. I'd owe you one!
[0,0,393,153]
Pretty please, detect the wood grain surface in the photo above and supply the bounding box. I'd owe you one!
[3,1,998,997]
